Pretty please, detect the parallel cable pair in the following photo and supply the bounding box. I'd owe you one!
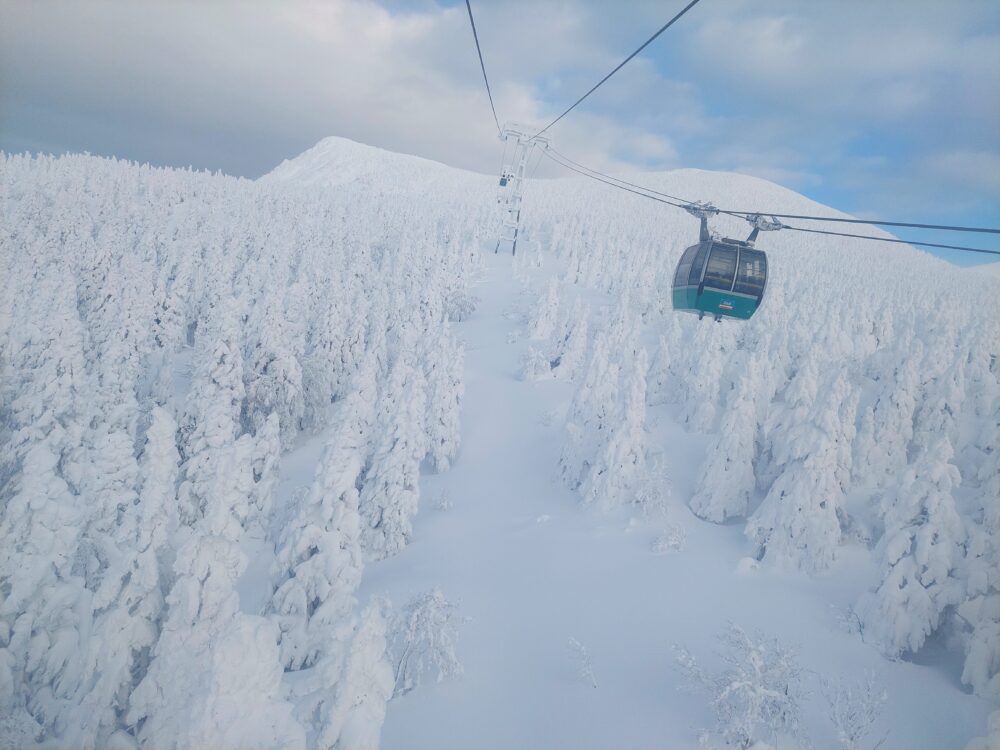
[548,147,1000,238]
[466,1,999,256]
[542,149,1000,256]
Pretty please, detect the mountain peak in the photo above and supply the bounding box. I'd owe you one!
[262,135,456,188]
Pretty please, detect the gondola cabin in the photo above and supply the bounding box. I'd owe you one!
[671,238,767,321]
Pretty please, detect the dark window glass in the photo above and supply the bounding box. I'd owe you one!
[688,243,710,285]
[703,244,738,289]
[673,245,698,287]
[733,249,767,297]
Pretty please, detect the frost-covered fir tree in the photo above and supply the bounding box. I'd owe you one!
[127,537,304,750]
[269,359,375,671]
[675,321,726,432]
[422,327,463,473]
[1,266,89,483]
[0,442,88,742]
[528,278,561,340]
[859,437,966,657]
[131,406,182,620]
[313,601,394,750]
[689,370,762,523]
[646,333,675,407]
[250,412,283,532]
[581,350,648,511]
[65,416,164,749]
[867,344,922,483]
[550,299,589,380]
[360,359,427,559]
[244,296,305,448]
[177,308,256,537]
[747,365,848,572]
[561,332,621,491]
[959,431,1000,698]
[301,286,369,432]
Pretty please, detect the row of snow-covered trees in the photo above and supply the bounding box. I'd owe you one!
[521,168,1000,701]
[0,151,485,748]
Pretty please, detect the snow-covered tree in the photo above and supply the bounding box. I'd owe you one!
[823,671,888,750]
[561,332,621,490]
[177,311,255,537]
[859,437,966,657]
[747,367,851,572]
[127,536,304,749]
[250,411,282,531]
[528,278,561,340]
[675,624,803,750]
[313,600,394,750]
[0,441,89,741]
[959,427,1000,699]
[269,361,375,671]
[580,350,648,511]
[551,299,589,380]
[422,327,463,473]
[244,297,305,447]
[390,588,464,697]
[360,359,427,559]
[689,378,760,523]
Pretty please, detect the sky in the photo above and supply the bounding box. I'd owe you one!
[1,0,998,264]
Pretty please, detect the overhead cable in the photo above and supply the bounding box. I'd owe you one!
[778,225,1000,256]
[549,147,1000,236]
[542,148,688,209]
[722,210,1000,235]
[542,149,1000,257]
[464,0,502,135]
[533,0,704,137]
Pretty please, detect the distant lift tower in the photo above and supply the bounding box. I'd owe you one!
[496,122,549,255]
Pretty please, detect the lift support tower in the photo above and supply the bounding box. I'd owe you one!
[496,122,549,255]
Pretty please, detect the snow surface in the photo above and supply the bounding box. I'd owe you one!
[2,136,997,749]
[352,254,990,750]
[265,138,998,749]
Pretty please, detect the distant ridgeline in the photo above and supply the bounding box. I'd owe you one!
[0,139,997,747]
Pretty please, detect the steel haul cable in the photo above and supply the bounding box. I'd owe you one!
[533,0,704,138]
[464,0,501,135]
[541,149,1000,257]
[777,225,1000,256]
[542,148,689,210]
[462,0,997,256]
[548,147,1000,237]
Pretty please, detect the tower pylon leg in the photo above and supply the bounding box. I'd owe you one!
[495,124,548,256]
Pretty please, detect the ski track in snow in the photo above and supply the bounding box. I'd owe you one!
[293,251,996,750]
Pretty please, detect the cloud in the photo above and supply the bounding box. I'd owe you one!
[923,150,1000,195]
[0,0,996,232]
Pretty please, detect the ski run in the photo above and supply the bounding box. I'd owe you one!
[1,136,998,749]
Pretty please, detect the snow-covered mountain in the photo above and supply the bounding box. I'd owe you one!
[1,138,997,750]
[262,136,473,194]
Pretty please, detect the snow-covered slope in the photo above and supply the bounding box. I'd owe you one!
[1,138,997,750]
[262,136,471,194]
[970,260,1000,278]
